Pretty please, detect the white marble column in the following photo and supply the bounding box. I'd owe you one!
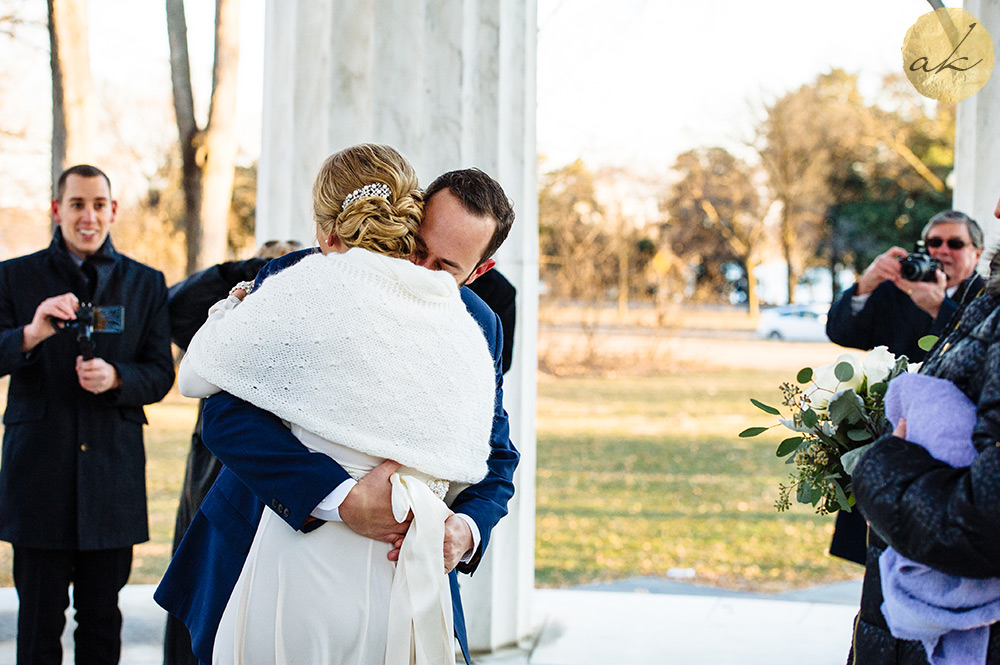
[954,0,1000,252]
[256,0,538,652]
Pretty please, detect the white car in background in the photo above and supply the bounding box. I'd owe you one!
[756,304,830,342]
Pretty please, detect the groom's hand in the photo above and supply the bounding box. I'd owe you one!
[443,512,473,573]
[340,460,411,553]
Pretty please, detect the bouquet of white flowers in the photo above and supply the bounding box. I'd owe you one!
[741,346,916,514]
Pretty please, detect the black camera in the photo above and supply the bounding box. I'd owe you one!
[54,303,125,360]
[899,241,943,283]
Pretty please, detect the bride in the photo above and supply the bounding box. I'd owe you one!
[177,143,496,665]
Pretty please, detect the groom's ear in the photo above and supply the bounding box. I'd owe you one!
[463,258,495,286]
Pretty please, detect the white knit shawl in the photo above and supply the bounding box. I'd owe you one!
[185,248,496,483]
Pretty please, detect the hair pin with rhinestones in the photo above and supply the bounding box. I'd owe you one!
[341,183,392,211]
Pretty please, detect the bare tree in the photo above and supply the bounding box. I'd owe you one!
[47,0,95,194]
[663,147,767,315]
[755,70,869,303]
[539,159,611,300]
[166,0,240,274]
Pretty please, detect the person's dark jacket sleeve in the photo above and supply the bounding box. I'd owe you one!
[826,284,874,350]
[450,302,519,572]
[854,436,1000,579]
[202,392,352,531]
[168,258,267,350]
[0,260,37,376]
[854,335,1000,579]
[827,281,960,359]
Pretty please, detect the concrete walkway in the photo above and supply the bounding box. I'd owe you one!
[0,579,862,664]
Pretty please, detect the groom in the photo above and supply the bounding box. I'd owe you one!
[155,168,519,665]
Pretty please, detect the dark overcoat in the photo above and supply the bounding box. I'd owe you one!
[0,231,174,550]
[826,274,984,365]
[850,292,1000,664]
[825,273,985,564]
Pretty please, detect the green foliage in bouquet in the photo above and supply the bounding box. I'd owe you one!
[739,347,912,514]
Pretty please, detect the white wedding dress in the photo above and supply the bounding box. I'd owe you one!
[179,249,495,665]
[212,427,457,665]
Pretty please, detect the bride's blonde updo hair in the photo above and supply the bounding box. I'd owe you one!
[313,144,423,258]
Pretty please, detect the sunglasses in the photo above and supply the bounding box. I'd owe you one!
[925,237,969,250]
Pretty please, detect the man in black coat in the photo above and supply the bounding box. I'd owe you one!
[0,165,174,664]
[825,210,985,566]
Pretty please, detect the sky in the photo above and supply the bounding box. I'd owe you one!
[0,0,945,205]
[536,0,932,170]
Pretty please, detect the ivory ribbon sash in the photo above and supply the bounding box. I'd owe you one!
[385,473,455,665]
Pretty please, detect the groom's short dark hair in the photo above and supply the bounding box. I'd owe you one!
[425,168,515,266]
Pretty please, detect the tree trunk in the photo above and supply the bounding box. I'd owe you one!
[200,0,240,266]
[166,0,240,275]
[780,205,795,304]
[48,0,95,198]
[745,257,760,319]
[616,211,629,318]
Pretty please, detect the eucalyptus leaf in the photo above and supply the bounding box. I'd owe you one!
[801,408,818,428]
[846,428,873,442]
[834,361,855,382]
[776,437,803,457]
[778,416,814,433]
[751,399,781,416]
[739,426,769,438]
[798,483,821,506]
[814,428,843,450]
[841,443,874,475]
[833,481,852,512]
[918,335,938,352]
[797,367,813,384]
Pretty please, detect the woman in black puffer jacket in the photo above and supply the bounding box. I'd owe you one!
[849,202,1000,665]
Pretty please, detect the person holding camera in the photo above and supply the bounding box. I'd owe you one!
[827,210,985,363]
[0,164,174,664]
[824,210,985,567]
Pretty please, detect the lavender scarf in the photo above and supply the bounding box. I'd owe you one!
[879,372,1000,665]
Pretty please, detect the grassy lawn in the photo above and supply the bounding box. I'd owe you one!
[0,329,864,593]
[535,369,863,592]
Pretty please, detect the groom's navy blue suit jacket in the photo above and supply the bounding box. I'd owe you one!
[153,249,519,664]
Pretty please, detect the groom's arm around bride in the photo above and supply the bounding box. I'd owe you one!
[154,167,519,665]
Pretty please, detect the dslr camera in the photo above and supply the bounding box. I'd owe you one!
[899,241,943,283]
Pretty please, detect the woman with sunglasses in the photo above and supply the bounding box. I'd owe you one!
[823,211,985,567]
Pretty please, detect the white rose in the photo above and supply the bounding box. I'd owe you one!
[804,353,864,414]
[907,362,922,373]
[863,346,897,386]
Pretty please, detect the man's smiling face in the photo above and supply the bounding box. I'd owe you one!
[52,174,117,259]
